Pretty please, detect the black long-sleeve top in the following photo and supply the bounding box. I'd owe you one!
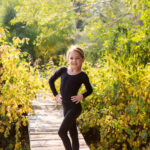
[49,67,93,106]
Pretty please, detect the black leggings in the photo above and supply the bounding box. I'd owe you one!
[58,104,82,150]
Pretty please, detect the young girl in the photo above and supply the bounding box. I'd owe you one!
[49,45,93,150]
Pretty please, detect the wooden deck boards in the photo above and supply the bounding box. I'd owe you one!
[28,93,89,150]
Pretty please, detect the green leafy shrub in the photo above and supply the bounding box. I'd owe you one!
[78,56,150,150]
[0,28,43,149]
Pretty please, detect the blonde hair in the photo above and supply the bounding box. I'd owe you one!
[66,45,85,59]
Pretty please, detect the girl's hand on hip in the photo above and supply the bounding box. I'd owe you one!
[55,94,62,104]
[71,94,83,104]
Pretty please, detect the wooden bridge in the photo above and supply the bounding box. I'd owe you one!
[28,93,90,150]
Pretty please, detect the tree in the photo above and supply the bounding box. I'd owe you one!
[11,0,76,64]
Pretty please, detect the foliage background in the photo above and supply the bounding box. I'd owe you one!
[0,0,149,149]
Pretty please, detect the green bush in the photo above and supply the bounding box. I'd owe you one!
[0,28,43,149]
[78,58,150,150]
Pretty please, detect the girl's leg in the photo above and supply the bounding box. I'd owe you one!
[58,106,81,150]
[69,120,79,150]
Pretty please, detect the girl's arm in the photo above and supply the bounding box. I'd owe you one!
[48,67,65,96]
[71,73,93,104]
[81,73,93,98]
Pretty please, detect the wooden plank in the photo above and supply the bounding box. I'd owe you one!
[28,115,63,122]
[30,139,87,148]
[30,133,84,140]
[32,105,62,110]
[29,120,62,124]
[31,146,90,150]
[29,123,60,128]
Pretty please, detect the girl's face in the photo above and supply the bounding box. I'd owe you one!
[67,51,85,69]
